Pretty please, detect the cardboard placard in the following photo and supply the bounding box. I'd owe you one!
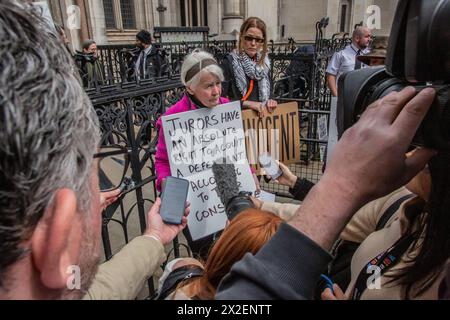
[161,102,256,241]
[242,102,301,173]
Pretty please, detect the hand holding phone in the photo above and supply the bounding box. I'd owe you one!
[145,198,189,245]
[258,153,282,180]
[160,176,189,225]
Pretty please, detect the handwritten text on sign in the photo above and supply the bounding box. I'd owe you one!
[162,102,247,177]
[185,165,256,241]
[242,102,300,172]
[161,102,256,240]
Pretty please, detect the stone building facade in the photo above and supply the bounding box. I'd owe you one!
[37,0,398,50]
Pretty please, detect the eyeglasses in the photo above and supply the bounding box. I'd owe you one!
[244,35,265,44]
[94,145,130,192]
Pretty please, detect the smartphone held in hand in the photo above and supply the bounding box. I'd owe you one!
[160,176,189,225]
[258,153,282,180]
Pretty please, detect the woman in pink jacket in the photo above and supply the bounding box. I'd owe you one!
[155,49,230,192]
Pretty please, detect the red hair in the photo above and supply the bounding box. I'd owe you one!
[180,209,282,299]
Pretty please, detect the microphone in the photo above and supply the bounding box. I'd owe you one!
[212,159,254,220]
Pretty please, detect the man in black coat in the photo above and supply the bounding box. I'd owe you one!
[132,30,169,80]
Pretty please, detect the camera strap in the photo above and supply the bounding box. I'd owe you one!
[352,231,418,300]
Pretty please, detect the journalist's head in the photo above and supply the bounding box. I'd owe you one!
[0,1,102,299]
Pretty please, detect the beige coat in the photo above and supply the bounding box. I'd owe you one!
[83,236,165,300]
[261,201,300,221]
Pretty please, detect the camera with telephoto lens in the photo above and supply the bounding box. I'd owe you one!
[337,0,450,150]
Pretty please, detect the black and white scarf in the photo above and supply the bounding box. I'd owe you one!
[230,50,271,103]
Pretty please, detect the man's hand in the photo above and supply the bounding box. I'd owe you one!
[323,86,437,205]
[273,161,297,188]
[144,198,189,245]
[100,188,121,210]
[289,87,436,250]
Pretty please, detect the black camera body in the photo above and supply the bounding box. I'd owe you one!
[337,0,450,149]
[224,191,254,221]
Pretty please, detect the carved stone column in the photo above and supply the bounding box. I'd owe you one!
[222,0,243,36]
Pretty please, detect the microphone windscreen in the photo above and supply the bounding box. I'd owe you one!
[212,159,240,206]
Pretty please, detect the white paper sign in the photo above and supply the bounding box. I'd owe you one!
[255,190,276,203]
[317,115,329,163]
[186,164,256,240]
[317,115,328,141]
[161,101,256,240]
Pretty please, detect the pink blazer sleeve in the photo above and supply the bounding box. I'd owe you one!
[154,117,170,192]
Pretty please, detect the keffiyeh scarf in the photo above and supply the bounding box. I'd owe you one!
[230,50,271,103]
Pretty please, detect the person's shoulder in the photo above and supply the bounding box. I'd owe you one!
[220,97,230,104]
[156,96,188,127]
[335,46,349,57]
[164,95,190,116]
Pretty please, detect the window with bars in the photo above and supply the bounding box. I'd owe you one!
[102,0,136,30]
[120,0,136,29]
[103,0,116,29]
[339,0,352,33]
[179,0,208,27]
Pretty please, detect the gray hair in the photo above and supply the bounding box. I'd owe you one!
[0,1,100,284]
[181,49,224,89]
[353,26,370,39]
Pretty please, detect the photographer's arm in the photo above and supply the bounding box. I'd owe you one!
[217,87,436,299]
[289,87,436,250]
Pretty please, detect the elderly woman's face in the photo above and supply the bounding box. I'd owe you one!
[188,72,222,108]
[242,27,264,58]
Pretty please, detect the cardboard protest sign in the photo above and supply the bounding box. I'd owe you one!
[161,101,256,241]
[242,102,300,173]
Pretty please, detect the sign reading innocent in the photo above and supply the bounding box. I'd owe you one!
[242,102,301,173]
[161,101,256,241]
